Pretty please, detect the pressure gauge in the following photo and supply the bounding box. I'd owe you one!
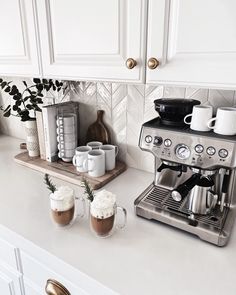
[219,148,228,158]
[175,144,191,160]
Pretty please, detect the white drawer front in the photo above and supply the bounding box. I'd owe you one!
[24,278,42,295]
[0,272,13,295]
[0,262,23,295]
[21,251,88,295]
[0,237,19,270]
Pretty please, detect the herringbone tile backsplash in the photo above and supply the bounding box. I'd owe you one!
[70,82,236,172]
[1,77,236,173]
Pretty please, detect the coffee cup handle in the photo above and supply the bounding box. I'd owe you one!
[207,117,216,129]
[115,146,119,157]
[184,114,192,125]
[72,155,77,166]
[75,196,86,219]
[116,206,127,230]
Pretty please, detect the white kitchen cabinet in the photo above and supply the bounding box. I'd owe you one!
[146,0,236,89]
[0,226,117,295]
[0,0,40,77]
[0,263,24,295]
[36,0,147,83]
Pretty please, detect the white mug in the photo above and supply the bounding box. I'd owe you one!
[57,114,75,127]
[58,141,76,150]
[57,134,75,143]
[87,141,103,150]
[184,105,213,131]
[207,107,236,135]
[87,150,105,178]
[99,145,118,171]
[72,146,92,173]
[57,125,76,134]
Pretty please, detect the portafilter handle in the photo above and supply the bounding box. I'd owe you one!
[171,173,201,202]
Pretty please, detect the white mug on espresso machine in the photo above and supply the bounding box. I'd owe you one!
[207,107,236,136]
[184,105,213,132]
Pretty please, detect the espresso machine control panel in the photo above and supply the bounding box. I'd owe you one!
[140,125,236,169]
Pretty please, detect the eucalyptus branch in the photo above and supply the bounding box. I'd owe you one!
[44,174,57,194]
[82,178,95,202]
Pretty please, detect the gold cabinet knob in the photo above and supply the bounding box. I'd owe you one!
[148,58,159,69]
[126,58,137,69]
[45,279,71,295]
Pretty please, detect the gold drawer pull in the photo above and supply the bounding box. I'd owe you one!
[45,279,71,295]
[126,58,137,69]
[148,57,159,69]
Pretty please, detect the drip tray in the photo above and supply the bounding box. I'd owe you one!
[138,185,228,231]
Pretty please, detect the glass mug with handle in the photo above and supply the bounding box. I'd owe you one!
[89,190,127,238]
[50,186,85,227]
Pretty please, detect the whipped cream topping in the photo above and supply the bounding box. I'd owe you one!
[90,190,116,219]
[50,186,74,211]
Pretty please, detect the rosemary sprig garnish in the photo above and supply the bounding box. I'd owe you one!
[44,173,57,193]
[82,178,95,202]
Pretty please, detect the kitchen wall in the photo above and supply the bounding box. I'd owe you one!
[1,77,236,173]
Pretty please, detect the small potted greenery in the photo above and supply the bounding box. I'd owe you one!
[0,78,66,157]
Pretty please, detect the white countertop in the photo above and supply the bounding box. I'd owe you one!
[1,135,236,295]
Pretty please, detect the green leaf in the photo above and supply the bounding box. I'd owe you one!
[15,100,22,107]
[13,94,21,100]
[37,92,44,97]
[36,84,44,91]
[4,86,11,92]
[12,105,18,111]
[3,109,11,117]
[42,79,48,84]
[9,85,18,96]
[1,82,7,88]
[55,80,60,87]
[26,104,33,110]
[23,81,28,88]
[23,95,31,102]
[0,78,3,83]
[33,78,41,84]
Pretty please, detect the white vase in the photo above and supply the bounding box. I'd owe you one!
[25,120,40,157]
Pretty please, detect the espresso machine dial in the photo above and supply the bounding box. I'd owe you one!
[175,144,191,160]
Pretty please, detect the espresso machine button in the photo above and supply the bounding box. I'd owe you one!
[175,144,191,160]
[195,144,204,153]
[164,139,172,147]
[219,148,228,158]
[154,136,163,146]
[145,135,152,143]
[206,146,216,156]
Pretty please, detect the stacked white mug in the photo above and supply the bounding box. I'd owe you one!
[57,113,77,162]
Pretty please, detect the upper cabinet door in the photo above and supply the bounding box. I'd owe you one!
[36,0,147,83]
[147,0,236,89]
[0,0,40,77]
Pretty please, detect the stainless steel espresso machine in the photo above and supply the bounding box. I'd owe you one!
[134,117,236,246]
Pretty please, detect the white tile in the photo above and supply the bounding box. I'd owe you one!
[163,86,186,98]
[185,87,209,104]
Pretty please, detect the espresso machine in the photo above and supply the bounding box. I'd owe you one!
[134,117,236,246]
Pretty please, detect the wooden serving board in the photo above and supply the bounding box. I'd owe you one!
[14,152,126,190]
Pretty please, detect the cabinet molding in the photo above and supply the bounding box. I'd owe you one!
[0,0,40,77]
[146,0,236,89]
[36,0,147,82]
